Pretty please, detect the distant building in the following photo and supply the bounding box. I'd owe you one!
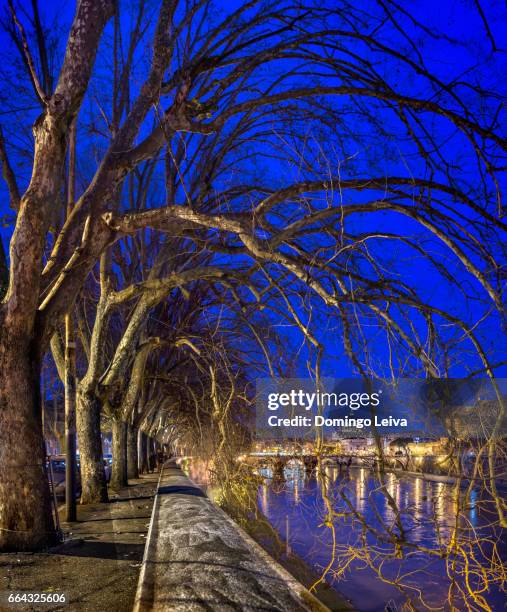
[340,437,377,454]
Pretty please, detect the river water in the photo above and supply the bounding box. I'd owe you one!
[256,463,506,611]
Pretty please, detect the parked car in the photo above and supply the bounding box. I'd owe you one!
[47,455,81,499]
[47,454,111,498]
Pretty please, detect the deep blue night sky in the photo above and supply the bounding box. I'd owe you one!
[0,0,506,379]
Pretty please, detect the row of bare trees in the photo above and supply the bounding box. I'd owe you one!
[0,0,504,572]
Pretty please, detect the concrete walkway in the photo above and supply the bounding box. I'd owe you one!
[133,461,329,612]
[0,472,160,611]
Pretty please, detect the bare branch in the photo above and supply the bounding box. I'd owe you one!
[0,126,20,211]
[7,0,47,104]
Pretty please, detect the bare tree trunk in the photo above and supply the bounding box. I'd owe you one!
[65,118,78,522]
[53,390,65,454]
[149,437,157,472]
[0,335,55,550]
[111,418,128,490]
[0,0,117,551]
[76,385,107,503]
[127,423,139,479]
[138,429,147,474]
[139,431,150,474]
[56,432,66,454]
[64,313,77,521]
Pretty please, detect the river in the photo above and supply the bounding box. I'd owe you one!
[256,463,506,611]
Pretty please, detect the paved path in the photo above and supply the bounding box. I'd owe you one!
[134,461,328,612]
[0,472,160,611]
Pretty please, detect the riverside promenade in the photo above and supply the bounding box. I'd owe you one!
[133,461,328,612]
[0,472,161,611]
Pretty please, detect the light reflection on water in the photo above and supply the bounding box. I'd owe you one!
[256,464,506,612]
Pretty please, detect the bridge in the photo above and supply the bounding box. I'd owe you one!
[240,451,414,477]
[240,453,358,479]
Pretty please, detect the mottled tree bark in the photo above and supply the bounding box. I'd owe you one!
[127,423,139,480]
[0,0,114,550]
[0,331,55,550]
[111,418,128,490]
[76,386,108,503]
[64,119,77,523]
